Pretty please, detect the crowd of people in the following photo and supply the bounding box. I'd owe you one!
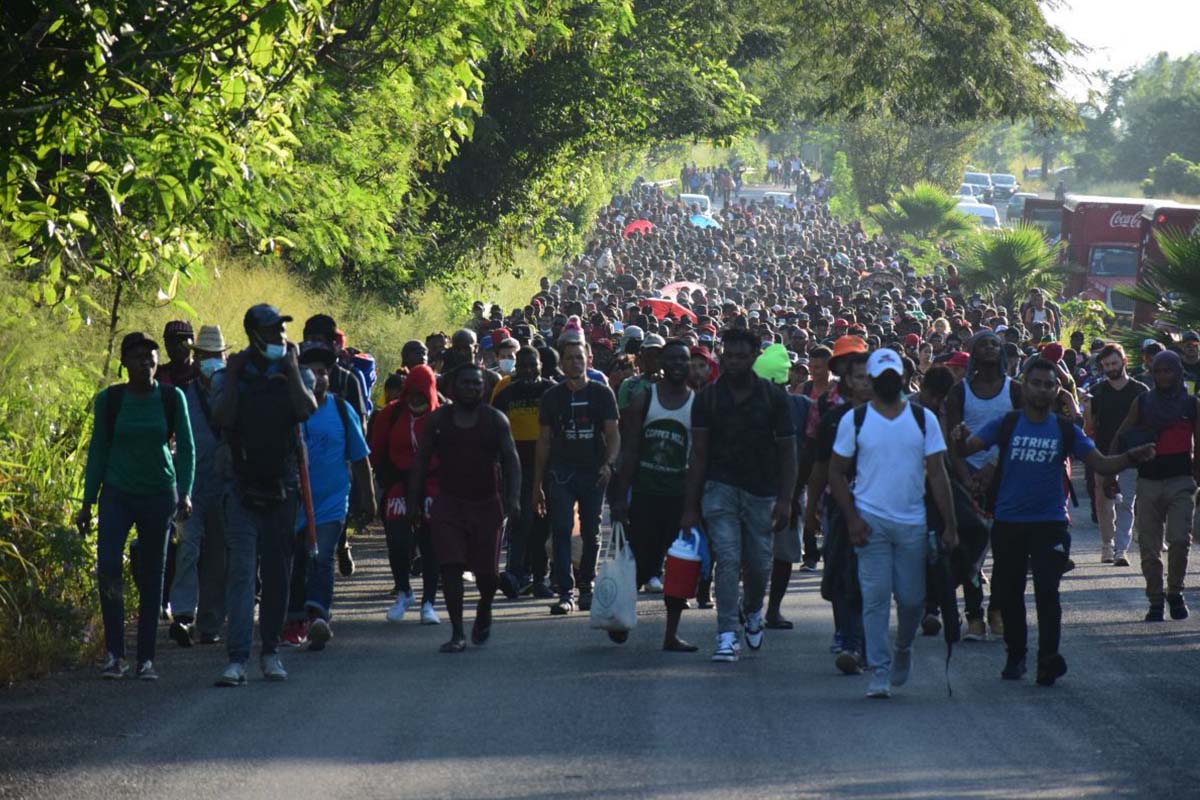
[78,169,1198,699]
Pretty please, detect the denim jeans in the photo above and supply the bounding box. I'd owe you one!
[1095,468,1136,558]
[223,489,298,664]
[548,465,604,599]
[702,481,775,634]
[96,487,176,663]
[168,491,226,637]
[856,510,927,678]
[289,520,344,620]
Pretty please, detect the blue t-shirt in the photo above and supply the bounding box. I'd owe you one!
[297,395,369,530]
[977,412,1094,523]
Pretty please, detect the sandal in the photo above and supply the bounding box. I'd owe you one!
[663,638,699,653]
[439,638,467,653]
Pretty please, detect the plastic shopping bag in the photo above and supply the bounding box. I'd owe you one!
[589,521,638,633]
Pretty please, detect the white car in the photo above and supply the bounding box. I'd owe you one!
[955,201,1001,229]
[678,193,711,216]
[762,191,796,208]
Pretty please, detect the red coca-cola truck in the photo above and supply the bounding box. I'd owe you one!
[1061,195,1145,316]
[1133,201,1200,328]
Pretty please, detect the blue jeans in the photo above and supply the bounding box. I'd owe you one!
[289,520,344,620]
[548,465,604,599]
[96,487,176,663]
[168,491,225,637]
[702,481,775,634]
[856,510,927,678]
[223,489,298,663]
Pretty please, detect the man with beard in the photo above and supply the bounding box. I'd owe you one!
[944,331,1021,640]
[1084,344,1147,565]
[409,365,521,652]
[1114,350,1200,623]
[829,349,957,699]
[1179,331,1200,395]
[681,328,797,663]
[613,340,695,649]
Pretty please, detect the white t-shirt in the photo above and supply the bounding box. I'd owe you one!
[833,402,946,526]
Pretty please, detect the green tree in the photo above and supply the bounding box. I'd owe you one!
[826,152,858,221]
[960,223,1064,311]
[841,115,980,206]
[1121,227,1200,331]
[1143,153,1200,198]
[867,183,973,241]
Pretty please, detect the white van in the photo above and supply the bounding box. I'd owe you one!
[678,193,711,216]
[955,201,1001,229]
[762,191,796,209]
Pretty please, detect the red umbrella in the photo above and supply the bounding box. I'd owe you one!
[623,219,654,238]
[639,298,698,324]
[661,281,707,299]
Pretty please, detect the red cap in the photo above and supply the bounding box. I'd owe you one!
[833,319,849,329]
[903,333,921,348]
[491,328,511,348]
[946,352,970,368]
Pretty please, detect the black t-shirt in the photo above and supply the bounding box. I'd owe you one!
[1182,359,1200,395]
[693,374,794,498]
[493,377,556,464]
[538,381,619,470]
[1088,379,1148,454]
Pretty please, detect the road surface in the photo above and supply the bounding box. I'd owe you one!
[3,505,1200,799]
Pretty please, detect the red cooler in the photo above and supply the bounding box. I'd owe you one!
[663,528,704,599]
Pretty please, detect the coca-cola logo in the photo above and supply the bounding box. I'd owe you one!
[1109,210,1139,228]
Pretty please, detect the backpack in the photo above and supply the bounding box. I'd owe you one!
[105,383,177,444]
[984,411,1075,514]
[228,371,298,508]
[346,352,377,411]
[851,401,927,448]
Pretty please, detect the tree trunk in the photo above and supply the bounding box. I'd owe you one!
[102,282,123,380]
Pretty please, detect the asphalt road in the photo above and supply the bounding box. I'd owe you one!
[4,502,1200,800]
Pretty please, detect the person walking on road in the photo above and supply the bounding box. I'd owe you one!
[211,305,318,686]
[956,358,1156,685]
[680,328,797,663]
[1084,344,1146,566]
[410,365,521,652]
[1113,350,1200,623]
[828,348,958,699]
[78,332,195,680]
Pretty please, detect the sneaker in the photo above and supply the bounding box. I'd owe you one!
[1168,593,1189,620]
[1145,603,1165,622]
[921,613,942,637]
[420,601,441,625]
[136,661,159,681]
[261,654,288,682]
[578,591,593,612]
[198,632,222,645]
[829,632,845,654]
[169,619,193,648]
[743,610,765,651]
[1101,546,1114,564]
[531,581,555,599]
[799,560,820,572]
[308,618,332,650]
[835,650,863,675]
[100,654,128,680]
[987,608,1005,638]
[1113,554,1131,567]
[891,648,912,687]
[498,572,520,600]
[712,632,739,662]
[645,576,664,593]
[517,577,535,596]
[963,618,987,641]
[866,673,891,698]
[280,619,308,647]
[215,661,246,687]
[387,591,414,623]
[1035,653,1067,687]
[550,597,575,616]
[337,543,355,577]
[462,571,476,584]
[1001,655,1027,680]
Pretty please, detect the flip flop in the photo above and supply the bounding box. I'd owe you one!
[439,638,467,653]
[663,639,699,653]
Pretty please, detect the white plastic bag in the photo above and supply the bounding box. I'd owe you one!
[589,521,638,633]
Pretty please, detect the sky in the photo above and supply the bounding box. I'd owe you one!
[1045,0,1200,98]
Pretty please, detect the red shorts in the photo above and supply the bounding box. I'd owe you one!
[430,495,503,576]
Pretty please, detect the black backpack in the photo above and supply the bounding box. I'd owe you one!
[985,410,1075,514]
[851,400,927,446]
[105,383,177,444]
[228,371,298,508]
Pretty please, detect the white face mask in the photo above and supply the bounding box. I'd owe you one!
[498,358,516,375]
[199,358,224,378]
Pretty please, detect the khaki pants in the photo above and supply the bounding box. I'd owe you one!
[1135,475,1195,603]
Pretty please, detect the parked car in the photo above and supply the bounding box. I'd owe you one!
[990,173,1019,202]
[1007,192,1040,220]
[955,200,1001,229]
[955,183,978,201]
[963,171,993,203]
[677,192,711,216]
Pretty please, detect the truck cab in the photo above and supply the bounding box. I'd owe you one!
[1021,198,1064,241]
[1061,195,1146,316]
[1133,201,1200,327]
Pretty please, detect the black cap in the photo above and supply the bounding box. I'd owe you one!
[120,332,159,358]
[244,304,293,331]
[303,313,337,338]
[298,341,336,366]
[1184,330,1200,342]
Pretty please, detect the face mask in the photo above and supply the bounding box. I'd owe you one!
[498,358,515,374]
[199,358,224,378]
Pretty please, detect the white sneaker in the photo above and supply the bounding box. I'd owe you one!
[387,591,414,623]
[712,632,739,662]
[645,576,664,593]
[867,672,891,698]
[261,654,288,682]
[420,601,441,625]
[215,661,246,687]
[744,610,764,651]
[462,571,476,584]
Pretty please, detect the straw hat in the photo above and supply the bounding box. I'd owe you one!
[189,325,229,353]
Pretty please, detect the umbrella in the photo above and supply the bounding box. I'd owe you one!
[639,298,698,324]
[690,214,721,229]
[623,219,654,237]
[660,280,707,299]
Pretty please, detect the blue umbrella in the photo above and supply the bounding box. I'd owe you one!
[689,214,721,229]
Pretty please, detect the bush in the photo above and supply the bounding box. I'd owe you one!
[1143,153,1200,198]
[827,152,859,221]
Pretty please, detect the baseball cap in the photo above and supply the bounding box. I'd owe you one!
[1183,331,1200,342]
[1142,338,1159,351]
[245,304,293,331]
[119,332,159,358]
[866,348,903,377]
[622,325,645,342]
[162,320,194,340]
[303,313,337,338]
[642,334,667,349]
[946,351,971,369]
[298,341,337,366]
[903,333,921,348]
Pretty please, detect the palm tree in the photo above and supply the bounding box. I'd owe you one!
[867,182,975,241]
[1120,226,1200,331]
[959,223,1065,312]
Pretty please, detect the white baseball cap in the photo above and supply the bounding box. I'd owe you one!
[867,348,904,378]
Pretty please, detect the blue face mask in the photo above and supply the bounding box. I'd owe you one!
[262,343,286,361]
[199,358,224,378]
